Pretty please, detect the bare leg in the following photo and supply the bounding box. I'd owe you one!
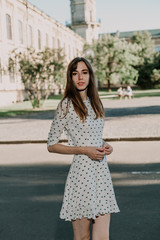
[92,214,110,240]
[72,217,91,240]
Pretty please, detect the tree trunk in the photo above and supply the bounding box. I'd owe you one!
[106,75,111,92]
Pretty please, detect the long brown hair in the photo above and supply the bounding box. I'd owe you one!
[60,57,104,122]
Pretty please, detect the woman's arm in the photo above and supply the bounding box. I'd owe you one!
[47,143,105,161]
[47,99,69,147]
[48,143,84,154]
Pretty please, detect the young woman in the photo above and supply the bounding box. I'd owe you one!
[47,57,119,240]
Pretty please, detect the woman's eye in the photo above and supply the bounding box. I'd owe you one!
[83,72,88,74]
[72,72,77,76]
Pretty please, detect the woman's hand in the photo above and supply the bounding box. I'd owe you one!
[102,142,113,155]
[83,146,105,161]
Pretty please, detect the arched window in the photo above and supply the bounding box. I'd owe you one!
[18,20,23,44]
[38,29,41,50]
[52,37,56,49]
[46,33,49,47]
[0,58,2,83]
[6,14,12,40]
[28,25,33,47]
[57,39,61,49]
[90,11,93,22]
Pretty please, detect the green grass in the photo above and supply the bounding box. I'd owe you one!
[0,99,60,118]
[132,91,160,98]
[0,110,44,118]
[0,89,160,118]
[99,89,160,99]
[48,94,63,100]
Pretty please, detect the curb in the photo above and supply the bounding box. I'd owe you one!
[0,137,160,144]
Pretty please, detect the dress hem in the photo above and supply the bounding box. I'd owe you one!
[60,209,120,222]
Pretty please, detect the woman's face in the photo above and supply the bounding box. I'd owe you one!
[72,61,90,91]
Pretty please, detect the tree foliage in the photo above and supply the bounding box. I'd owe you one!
[84,31,159,90]
[84,34,139,90]
[150,52,160,87]
[131,31,154,62]
[130,31,156,88]
[8,48,66,108]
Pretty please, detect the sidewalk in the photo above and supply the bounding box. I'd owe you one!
[0,142,160,240]
[1,141,160,165]
[0,97,160,142]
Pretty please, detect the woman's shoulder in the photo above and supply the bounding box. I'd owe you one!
[60,97,71,109]
[57,97,72,117]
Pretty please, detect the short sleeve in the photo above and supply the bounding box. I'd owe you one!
[47,99,69,147]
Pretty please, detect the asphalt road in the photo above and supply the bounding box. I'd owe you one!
[0,142,160,240]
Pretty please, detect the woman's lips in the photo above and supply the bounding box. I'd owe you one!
[77,82,85,86]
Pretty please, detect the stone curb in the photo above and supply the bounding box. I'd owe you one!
[0,137,160,144]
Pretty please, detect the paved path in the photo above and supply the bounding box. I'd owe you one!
[0,97,160,142]
[0,142,160,240]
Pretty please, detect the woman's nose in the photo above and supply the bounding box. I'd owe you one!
[78,73,83,79]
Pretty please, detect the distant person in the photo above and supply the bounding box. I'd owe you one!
[47,57,119,240]
[117,87,123,99]
[123,87,127,99]
[126,86,133,99]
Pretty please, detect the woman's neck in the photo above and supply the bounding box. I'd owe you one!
[79,90,87,101]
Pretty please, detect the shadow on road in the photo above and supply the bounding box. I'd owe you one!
[1,105,160,121]
[105,105,160,118]
[0,162,160,240]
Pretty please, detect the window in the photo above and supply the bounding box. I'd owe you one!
[18,20,23,44]
[0,58,2,83]
[9,68,15,83]
[155,46,160,52]
[64,43,66,54]
[57,39,60,49]
[28,25,33,47]
[90,11,93,22]
[76,48,79,56]
[6,14,12,40]
[52,37,55,49]
[38,29,41,50]
[0,14,2,40]
[8,58,15,82]
[46,33,49,47]
[68,45,71,59]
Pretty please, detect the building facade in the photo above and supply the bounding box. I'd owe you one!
[0,0,84,106]
[69,0,100,43]
[101,29,160,52]
[0,0,159,107]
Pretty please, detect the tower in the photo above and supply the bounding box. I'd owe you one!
[70,0,100,43]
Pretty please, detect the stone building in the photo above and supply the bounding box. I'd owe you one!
[0,0,159,106]
[0,0,100,106]
[69,0,100,43]
[0,0,87,106]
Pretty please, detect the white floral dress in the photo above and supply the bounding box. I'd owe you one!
[47,97,120,221]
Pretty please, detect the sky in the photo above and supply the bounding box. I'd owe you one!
[27,0,160,34]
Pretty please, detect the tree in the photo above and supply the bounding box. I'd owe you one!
[150,52,160,88]
[8,48,66,108]
[151,69,160,86]
[84,34,139,90]
[131,31,154,61]
[131,31,155,88]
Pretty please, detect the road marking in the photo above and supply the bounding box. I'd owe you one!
[131,171,160,175]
